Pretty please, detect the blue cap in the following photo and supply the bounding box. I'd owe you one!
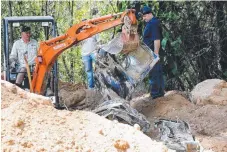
[141,6,152,15]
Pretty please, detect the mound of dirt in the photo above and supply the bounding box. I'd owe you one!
[1,80,170,152]
[58,88,104,110]
[1,81,51,109]
[131,87,227,152]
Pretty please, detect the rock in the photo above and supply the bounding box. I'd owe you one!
[134,124,141,131]
[98,129,104,135]
[114,139,130,150]
[13,118,25,128]
[190,79,227,105]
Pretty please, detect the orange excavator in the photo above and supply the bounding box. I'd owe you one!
[2,9,160,133]
[31,9,139,95]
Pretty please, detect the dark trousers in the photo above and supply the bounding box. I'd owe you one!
[149,61,165,99]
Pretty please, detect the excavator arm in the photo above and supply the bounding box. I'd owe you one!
[32,9,138,94]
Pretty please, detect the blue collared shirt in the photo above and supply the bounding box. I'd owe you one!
[143,17,162,51]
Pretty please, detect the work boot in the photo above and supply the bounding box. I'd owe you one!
[46,88,54,96]
[151,92,164,99]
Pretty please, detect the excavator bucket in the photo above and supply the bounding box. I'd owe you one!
[121,15,139,53]
[101,32,139,55]
[101,15,139,55]
[121,33,140,54]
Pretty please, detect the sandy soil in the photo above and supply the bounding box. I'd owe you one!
[1,80,170,152]
[2,79,227,152]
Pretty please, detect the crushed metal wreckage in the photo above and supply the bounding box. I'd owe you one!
[155,119,200,151]
[93,99,151,133]
[91,42,158,132]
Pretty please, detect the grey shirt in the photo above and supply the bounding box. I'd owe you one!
[81,34,100,56]
[10,38,38,69]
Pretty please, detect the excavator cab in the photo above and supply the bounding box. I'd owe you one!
[2,16,57,96]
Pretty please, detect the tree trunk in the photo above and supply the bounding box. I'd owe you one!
[62,55,73,82]
[8,1,13,51]
[216,2,227,74]
[45,1,48,15]
[70,1,75,82]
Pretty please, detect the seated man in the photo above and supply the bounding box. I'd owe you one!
[9,25,38,88]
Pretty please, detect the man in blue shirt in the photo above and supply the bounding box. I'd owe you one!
[142,6,165,99]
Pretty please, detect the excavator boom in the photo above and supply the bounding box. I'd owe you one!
[32,9,138,94]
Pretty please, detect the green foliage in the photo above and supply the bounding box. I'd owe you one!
[223,71,227,78]
[161,30,169,50]
[171,62,179,76]
[161,11,180,21]
[1,1,226,91]
[171,37,182,56]
[161,37,168,50]
[1,1,123,84]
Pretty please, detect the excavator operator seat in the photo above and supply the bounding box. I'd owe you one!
[2,16,57,91]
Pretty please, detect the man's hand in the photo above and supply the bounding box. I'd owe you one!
[153,52,159,59]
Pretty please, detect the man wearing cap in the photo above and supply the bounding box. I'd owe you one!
[141,6,165,99]
[9,25,38,87]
